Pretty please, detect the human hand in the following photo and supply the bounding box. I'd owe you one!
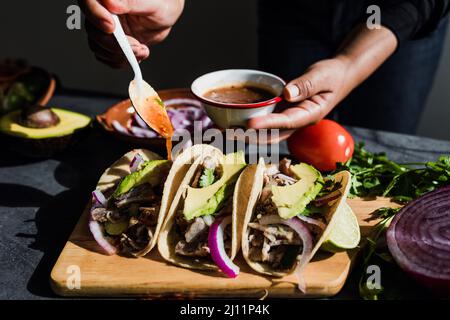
[78,0,185,67]
[248,57,354,130]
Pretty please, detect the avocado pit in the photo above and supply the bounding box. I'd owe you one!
[19,105,60,129]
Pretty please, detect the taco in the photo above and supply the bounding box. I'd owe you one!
[158,145,248,277]
[241,157,351,291]
[88,146,207,257]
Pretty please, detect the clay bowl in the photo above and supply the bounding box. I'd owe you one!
[96,88,292,149]
[96,88,203,150]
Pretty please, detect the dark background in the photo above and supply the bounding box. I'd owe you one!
[1,0,449,139]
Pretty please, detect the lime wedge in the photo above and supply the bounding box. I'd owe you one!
[321,202,361,253]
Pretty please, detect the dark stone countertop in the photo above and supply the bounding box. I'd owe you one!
[1,93,449,300]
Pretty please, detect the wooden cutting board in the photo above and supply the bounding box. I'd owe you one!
[50,197,398,298]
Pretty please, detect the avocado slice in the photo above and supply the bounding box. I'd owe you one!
[0,108,91,139]
[271,163,324,219]
[104,220,129,236]
[113,159,170,198]
[183,151,246,221]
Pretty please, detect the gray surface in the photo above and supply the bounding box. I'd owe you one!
[1,93,450,299]
[0,0,449,140]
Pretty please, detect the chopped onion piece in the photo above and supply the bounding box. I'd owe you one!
[129,126,158,138]
[297,215,326,231]
[112,120,131,135]
[130,153,144,173]
[208,216,239,278]
[88,217,117,255]
[203,215,215,227]
[133,113,149,129]
[92,189,107,207]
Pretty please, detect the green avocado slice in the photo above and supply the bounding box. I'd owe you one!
[271,163,324,219]
[183,151,246,221]
[0,108,91,139]
[113,159,170,198]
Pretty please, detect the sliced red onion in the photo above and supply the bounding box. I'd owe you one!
[387,187,450,295]
[297,214,326,231]
[203,215,215,227]
[130,153,144,173]
[112,120,132,136]
[129,125,158,138]
[92,189,107,207]
[164,98,202,108]
[88,217,117,255]
[133,112,149,129]
[208,215,239,278]
[273,173,298,184]
[200,114,212,128]
[259,214,313,292]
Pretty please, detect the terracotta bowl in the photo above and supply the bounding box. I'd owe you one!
[97,88,293,148]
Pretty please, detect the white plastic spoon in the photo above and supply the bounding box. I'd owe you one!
[111,14,174,142]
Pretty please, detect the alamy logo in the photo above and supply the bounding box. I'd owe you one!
[365,264,382,290]
[367,5,382,30]
[66,5,81,30]
[66,265,81,290]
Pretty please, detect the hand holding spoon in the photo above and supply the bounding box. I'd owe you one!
[110,14,174,146]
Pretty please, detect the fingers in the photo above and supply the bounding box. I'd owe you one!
[78,0,115,33]
[283,65,332,103]
[86,20,149,67]
[101,0,162,15]
[248,93,333,130]
[101,0,184,27]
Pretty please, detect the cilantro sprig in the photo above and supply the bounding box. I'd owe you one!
[199,168,216,188]
[333,143,450,299]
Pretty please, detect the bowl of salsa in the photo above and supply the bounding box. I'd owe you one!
[191,69,285,128]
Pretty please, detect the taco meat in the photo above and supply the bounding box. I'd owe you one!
[247,158,329,270]
[173,157,232,260]
[91,159,170,257]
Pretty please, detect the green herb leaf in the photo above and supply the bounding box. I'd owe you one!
[199,168,216,188]
[332,142,450,299]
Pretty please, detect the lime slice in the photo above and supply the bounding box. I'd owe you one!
[321,202,361,253]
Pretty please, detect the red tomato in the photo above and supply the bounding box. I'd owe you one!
[287,119,354,172]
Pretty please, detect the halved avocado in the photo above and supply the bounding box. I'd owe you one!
[0,108,91,158]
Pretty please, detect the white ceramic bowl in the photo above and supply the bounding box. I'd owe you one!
[191,69,285,128]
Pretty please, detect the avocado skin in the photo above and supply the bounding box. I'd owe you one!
[113,160,170,198]
[0,108,92,158]
[0,125,90,158]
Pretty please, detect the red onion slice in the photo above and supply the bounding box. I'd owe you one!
[130,153,144,173]
[88,217,117,255]
[259,215,313,292]
[387,187,450,294]
[112,120,132,136]
[208,215,239,278]
[164,98,202,108]
[129,125,158,138]
[133,112,150,129]
[297,215,326,231]
[92,189,107,207]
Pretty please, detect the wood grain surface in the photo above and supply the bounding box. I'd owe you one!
[50,197,399,298]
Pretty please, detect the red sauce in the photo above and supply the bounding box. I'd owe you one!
[137,96,174,160]
[204,85,275,104]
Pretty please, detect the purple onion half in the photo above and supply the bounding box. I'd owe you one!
[387,186,450,295]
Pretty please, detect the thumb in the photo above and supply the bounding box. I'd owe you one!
[283,67,327,103]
